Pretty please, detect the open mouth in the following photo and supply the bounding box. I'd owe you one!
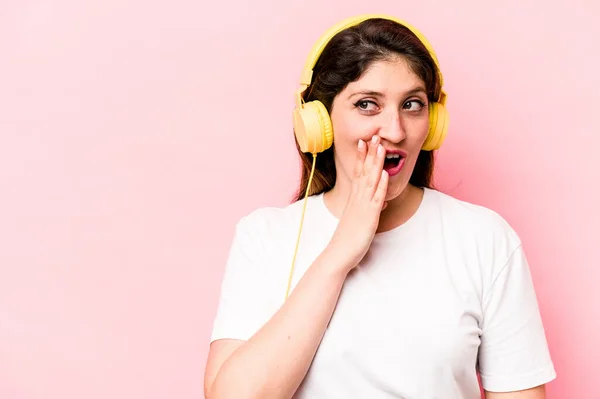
[384,153,401,169]
[383,152,405,177]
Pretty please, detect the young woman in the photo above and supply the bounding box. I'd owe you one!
[203,14,556,399]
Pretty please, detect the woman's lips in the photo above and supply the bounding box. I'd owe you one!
[383,149,407,177]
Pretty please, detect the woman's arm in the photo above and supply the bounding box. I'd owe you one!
[204,246,351,399]
[204,137,388,398]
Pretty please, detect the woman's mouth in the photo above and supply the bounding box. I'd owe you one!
[383,151,406,177]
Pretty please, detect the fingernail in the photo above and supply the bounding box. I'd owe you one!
[371,135,378,144]
[358,139,365,149]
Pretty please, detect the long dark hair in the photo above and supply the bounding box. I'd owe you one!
[292,18,443,202]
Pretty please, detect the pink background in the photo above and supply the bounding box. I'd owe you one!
[1,1,598,398]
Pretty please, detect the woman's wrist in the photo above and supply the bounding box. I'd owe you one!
[320,242,358,276]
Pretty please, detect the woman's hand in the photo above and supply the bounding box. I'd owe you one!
[327,134,388,271]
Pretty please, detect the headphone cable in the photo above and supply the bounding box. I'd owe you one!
[285,153,317,300]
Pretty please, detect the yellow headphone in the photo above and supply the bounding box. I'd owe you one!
[292,13,449,155]
[284,14,449,299]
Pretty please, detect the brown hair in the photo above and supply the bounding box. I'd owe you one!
[292,18,443,202]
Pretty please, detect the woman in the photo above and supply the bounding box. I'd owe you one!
[204,14,556,399]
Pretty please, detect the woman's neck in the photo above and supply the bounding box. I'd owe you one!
[378,184,424,233]
[322,183,425,233]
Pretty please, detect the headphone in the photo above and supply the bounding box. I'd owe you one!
[292,13,449,155]
[284,14,449,299]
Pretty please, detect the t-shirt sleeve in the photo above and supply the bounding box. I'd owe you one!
[209,212,278,343]
[477,243,557,392]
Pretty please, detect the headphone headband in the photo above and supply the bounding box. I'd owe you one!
[297,13,446,106]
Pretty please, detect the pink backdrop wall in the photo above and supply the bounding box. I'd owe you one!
[1,1,598,398]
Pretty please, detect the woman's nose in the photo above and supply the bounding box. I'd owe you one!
[379,111,406,143]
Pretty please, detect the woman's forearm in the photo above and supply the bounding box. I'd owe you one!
[207,246,352,399]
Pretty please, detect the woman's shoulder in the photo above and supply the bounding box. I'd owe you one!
[233,194,324,237]
[425,188,522,246]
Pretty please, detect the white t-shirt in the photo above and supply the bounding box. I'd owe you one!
[210,187,556,398]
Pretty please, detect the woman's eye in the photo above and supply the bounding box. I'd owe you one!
[403,100,425,111]
[355,100,378,112]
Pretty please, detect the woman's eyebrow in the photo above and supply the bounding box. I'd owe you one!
[347,86,427,100]
[347,90,385,100]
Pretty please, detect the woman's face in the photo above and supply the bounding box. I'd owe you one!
[329,56,431,203]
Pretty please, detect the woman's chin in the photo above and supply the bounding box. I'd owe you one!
[385,181,407,202]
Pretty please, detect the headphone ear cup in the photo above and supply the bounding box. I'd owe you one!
[422,101,449,151]
[293,100,334,153]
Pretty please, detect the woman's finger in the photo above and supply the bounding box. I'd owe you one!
[373,169,389,205]
[353,139,367,178]
[366,143,385,189]
[363,135,379,176]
